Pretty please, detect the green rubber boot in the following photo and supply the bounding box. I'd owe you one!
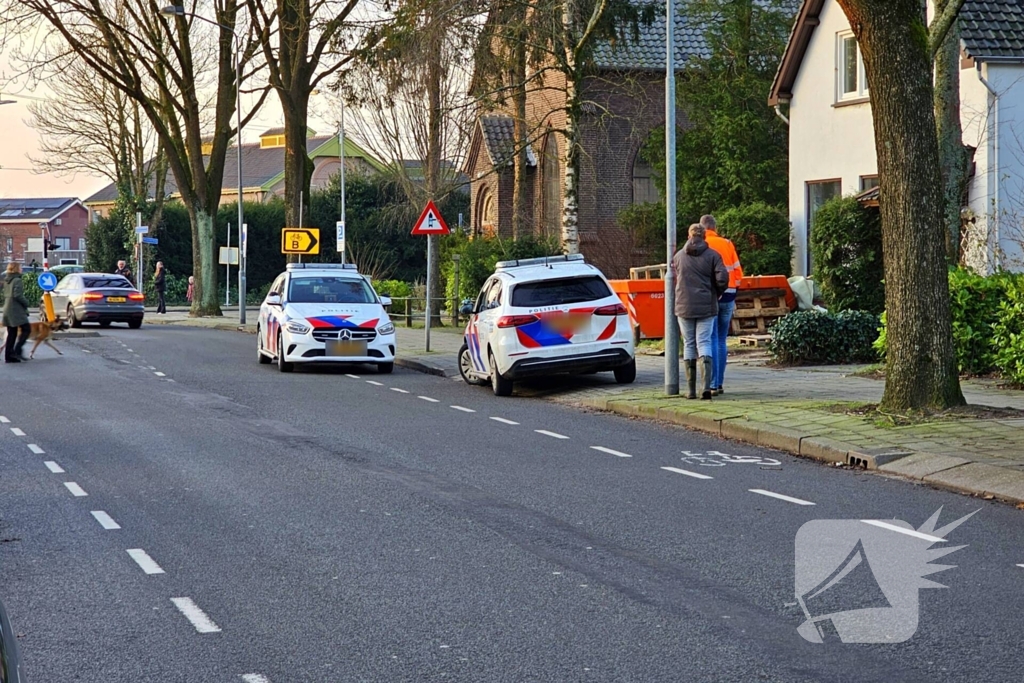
[700,356,713,400]
[685,359,698,399]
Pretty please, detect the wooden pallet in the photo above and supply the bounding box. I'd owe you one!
[738,335,772,348]
[730,288,790,335]
[629,264,668,280]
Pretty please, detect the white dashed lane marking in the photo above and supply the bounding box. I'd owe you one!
[490,417,519,425]
[171,597,221,633]
[661,467,713,480]
[64,482,88,497]
[27,444,45,454]
[390,387,409,394]
[0,416,9,423]
[241,676,270,683]
[366,381,384,386]
[44,461,64,474]
[535,429,568,440]
[591,446,631,458]
[10,428,25,436]
[749,489,815,506]
[127,549,165,575]
[861,520,945,544]
[154,372,166,377]
[450,405,476,413]
[345,374,360,379]
[418,396,440,403]
[91,511,121,530]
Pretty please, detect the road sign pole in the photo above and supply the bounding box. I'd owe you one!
[137,211,144,296]
[664,0,679,396]
[226,223,231,307]
[39,222,55,322]
[339,101,346,264]
[425,235,432,353]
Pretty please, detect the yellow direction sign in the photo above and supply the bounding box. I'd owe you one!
[281,228,320,255]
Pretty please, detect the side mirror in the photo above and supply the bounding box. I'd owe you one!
[459,302,474,315]
[266,292,282,307]
[380,296,392,307]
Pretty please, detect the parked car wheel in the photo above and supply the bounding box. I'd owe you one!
[614,358,637,384]
[459,344,487,386]
[376,362,394,374]
[489,352,513,397]
[257,327,271,364]
[127,319,142,330]
[67,305,81,328]
[277,332,293,373]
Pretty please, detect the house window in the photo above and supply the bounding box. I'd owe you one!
[632,150,659,204]
[78,238,87,251]
[4,238,12,254]
[475,185,496,238]
[54,237,71,251]
[838,33,868,100]
[860,175,879,191]
[807,180,842,273]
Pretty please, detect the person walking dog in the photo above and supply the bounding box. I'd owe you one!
[154,261,167,314]
[673,223,729,399]
[3,263,31,363]
[701,215,744,395]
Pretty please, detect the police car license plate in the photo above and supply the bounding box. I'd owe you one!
[327,340,366,356]
[107,296,127,303]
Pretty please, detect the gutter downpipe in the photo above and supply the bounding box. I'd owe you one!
[978,64,1000,271]
[774,101,790,126]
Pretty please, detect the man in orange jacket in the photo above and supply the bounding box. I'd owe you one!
[700,215,743,395]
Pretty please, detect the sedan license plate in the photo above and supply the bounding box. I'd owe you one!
[107,296,127,303]
[327,340,366,356]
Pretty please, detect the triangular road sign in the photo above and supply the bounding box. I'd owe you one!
[411,200,451,235]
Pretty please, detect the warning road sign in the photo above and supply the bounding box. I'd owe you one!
[410,200,450,236]
[281,228,320,255]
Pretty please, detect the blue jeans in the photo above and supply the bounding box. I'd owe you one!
[711,299,736,388]
[678,316,715,361]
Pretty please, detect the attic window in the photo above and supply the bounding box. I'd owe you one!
[1,210,19,217]
[260,135,286,148]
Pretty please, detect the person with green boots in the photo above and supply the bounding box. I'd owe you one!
[672,223,729,399]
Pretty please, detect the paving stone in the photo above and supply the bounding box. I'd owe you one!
[924,463,1024,503]
[878,453,971,479]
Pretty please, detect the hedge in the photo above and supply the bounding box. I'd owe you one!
[809,196,884,314]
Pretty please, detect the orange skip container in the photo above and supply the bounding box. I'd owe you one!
[609,279,666,340]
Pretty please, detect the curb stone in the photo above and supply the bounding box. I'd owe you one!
[394,357,452,378]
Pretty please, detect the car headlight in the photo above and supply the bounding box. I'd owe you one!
[377,321,395,335]
[285,320,311,335]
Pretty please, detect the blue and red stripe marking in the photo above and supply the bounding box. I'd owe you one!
[306,315,379,329]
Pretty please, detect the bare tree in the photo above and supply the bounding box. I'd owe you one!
[247,0,362,238]
[2,0,270,316]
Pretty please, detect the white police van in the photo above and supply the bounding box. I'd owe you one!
[257,263,397,373]
[458,254,636,396]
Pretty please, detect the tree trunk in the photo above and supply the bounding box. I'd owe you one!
[933,0,971,264]
[561,0,581,255]
[835,0,964,410]
[426,10,444,326]
[511,24,530,239]
[282,93,313,231]
[189,206,221,317]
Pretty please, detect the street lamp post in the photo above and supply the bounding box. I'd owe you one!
[664,0,679,396]
[338,98,346,264]
[160,5,245,322]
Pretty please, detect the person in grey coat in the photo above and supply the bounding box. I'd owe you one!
[3,263,32,363]
[673,223,729,399]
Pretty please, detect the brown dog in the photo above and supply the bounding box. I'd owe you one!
[26,318,67,359]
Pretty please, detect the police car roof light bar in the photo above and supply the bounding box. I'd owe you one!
[495,254,585,270]
[286,263,358,271]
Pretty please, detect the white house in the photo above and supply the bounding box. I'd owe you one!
[769,0,1024,276]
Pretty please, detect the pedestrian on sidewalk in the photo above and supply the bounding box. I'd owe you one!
[673,223,729,399]
[701,214,743,396]
[154,261,167,314]
[186,275,194,304]
[3,263,31,363]
[114,259,133,286]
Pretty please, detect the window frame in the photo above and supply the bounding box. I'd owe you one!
[859,175,879,192]
[806,179,843,274]
[837,32,868,101]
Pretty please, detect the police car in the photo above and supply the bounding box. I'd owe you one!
[458,254,636,396]
[257,263,397,373]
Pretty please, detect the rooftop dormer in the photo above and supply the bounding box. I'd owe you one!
[259,127,317,148]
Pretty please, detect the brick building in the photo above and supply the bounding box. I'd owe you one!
[0,197,90,266]
[465,5,705,277]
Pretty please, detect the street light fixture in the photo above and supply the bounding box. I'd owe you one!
[159,5,246,323]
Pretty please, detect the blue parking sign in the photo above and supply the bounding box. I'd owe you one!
[37,271,57,292]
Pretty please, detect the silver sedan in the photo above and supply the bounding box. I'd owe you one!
[50,273,145,328]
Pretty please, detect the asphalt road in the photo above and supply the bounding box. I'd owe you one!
[0,324,1021,682]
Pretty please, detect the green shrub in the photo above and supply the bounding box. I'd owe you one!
[876,269,1019,375]
[246,282,273,306]
[768,310,881,365]
[617,202,666,254]
[441,233,560,301]
[371,280,413,298]
[810,196,884,314]
[993,278,1024,384]
[715,202,792,276]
